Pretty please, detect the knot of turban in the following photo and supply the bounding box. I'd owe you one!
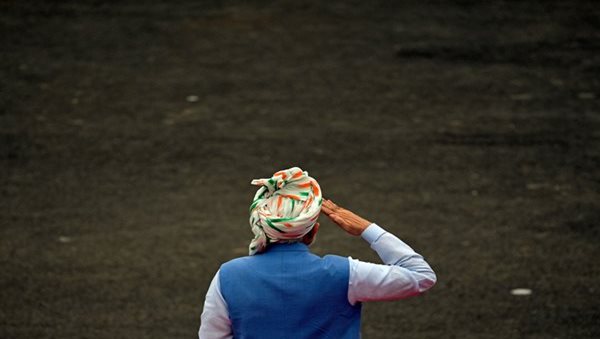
[248,167,322,255]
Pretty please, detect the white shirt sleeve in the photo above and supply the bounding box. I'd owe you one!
[347,223,437,305]
[198,270,233,339]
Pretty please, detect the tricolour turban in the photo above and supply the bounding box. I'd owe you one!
[248,167,322,255]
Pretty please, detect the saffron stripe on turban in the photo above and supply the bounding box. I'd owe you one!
[248,167,322,255]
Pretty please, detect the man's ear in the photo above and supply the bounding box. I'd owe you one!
[302,222,319,245]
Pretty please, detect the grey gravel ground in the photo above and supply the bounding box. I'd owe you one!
[1,1,599,338]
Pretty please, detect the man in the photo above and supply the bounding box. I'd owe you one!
[199,167,436,338]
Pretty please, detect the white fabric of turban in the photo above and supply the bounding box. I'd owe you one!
[248,167,322,255]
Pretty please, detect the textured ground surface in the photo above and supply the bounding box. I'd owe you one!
[1,1,599,338]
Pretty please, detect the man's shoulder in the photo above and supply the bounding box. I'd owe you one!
[321,254,351,271]
[322,253,349,262]
[221,255,255,268]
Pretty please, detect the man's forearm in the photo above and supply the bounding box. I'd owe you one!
[348,223,436,304]
[363,223,437,289]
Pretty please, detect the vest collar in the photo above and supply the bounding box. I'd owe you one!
[266,242,309,252]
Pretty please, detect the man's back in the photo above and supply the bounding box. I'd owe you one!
[220,242,361,339]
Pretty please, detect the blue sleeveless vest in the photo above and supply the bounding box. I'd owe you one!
[219,242,362,339]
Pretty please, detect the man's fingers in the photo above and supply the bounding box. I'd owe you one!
[321,200,338,215]
[323,199,343,213]
[322,199,351,228]
[320,203,333,215]
[329,213,345,225]
[322,199,335,210]
[327,200,340,210]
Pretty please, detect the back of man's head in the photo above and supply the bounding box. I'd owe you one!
[247,167,322,255]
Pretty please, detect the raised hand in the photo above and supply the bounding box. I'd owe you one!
[321,199,372,236]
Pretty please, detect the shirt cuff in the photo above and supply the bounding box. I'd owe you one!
[361,223,386,244]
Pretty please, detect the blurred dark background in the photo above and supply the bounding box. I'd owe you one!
[1,1,599,338]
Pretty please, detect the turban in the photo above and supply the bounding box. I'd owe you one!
[248,167,322,255]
